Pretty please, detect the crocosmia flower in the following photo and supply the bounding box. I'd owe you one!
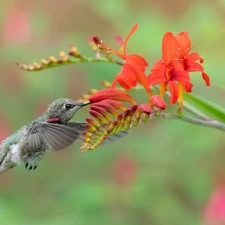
[148,33,190,105]
[93,24,149,91]
[148,32,210,106]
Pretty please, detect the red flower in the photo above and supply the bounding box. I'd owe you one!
[148,32,210,106]
[94,24,149,91]
[148,33,190,105]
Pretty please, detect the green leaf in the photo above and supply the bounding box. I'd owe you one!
[183,92,225,123]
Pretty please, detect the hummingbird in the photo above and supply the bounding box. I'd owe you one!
[0,98,90,174]
[0,98,127,174]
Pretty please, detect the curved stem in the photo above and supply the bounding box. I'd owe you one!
[150,113,225,131]
[17,56,124,72]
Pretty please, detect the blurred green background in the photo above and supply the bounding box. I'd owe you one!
[1,0,225,224]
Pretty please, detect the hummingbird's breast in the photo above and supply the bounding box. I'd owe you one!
[8,144,22,164]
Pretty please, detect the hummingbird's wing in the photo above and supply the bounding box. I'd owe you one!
[66,122,129,144]
[25,121,129,152]
[25,122,82,151]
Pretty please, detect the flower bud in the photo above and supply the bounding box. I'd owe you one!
[89,88,136,104]
[149,95,166,111]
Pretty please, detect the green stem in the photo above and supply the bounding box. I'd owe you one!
[150,113,225,131]
[17,57,124,71]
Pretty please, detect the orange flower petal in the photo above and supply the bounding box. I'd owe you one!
[184,82,193,92]
[148,61,167,86]
[173,70,190,83]
[112,64,138,89]
[125,54,148,90]
[126,54,148,69]
[137,73,148,91]
[147,72,166,86]
[202,72,210,86]
[162,32,179,65]
[112,58,148,90]
[150,61,166,73]
[185,61,204,72]
[111,76,133,90]
[175,32,191,58]
[186,52,204,63]
[123,24,138,55]
[168,81,179,104]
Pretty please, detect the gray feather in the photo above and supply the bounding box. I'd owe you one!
[25,122,81,151]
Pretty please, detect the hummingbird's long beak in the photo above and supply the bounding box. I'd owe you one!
[80,101,91,107]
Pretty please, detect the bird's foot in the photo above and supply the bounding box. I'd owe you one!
[25,163,37,171]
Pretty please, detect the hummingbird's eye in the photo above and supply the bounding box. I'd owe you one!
[65,104,74,109]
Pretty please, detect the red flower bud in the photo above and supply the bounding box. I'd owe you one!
[89,88,136,104]
[149,95,167,110]
[139,104,152,115]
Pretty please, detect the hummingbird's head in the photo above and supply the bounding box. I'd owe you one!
[45,98,90,124]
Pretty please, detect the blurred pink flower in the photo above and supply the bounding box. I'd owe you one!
[0,113,11,143]
[113,155,137,186]
[203,184,225,225]
[0,114,11,182]
[3,7,31,44]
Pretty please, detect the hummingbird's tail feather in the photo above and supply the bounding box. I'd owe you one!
[0,143,21,174]
[0,163,15,174]
[0,143,19,174]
